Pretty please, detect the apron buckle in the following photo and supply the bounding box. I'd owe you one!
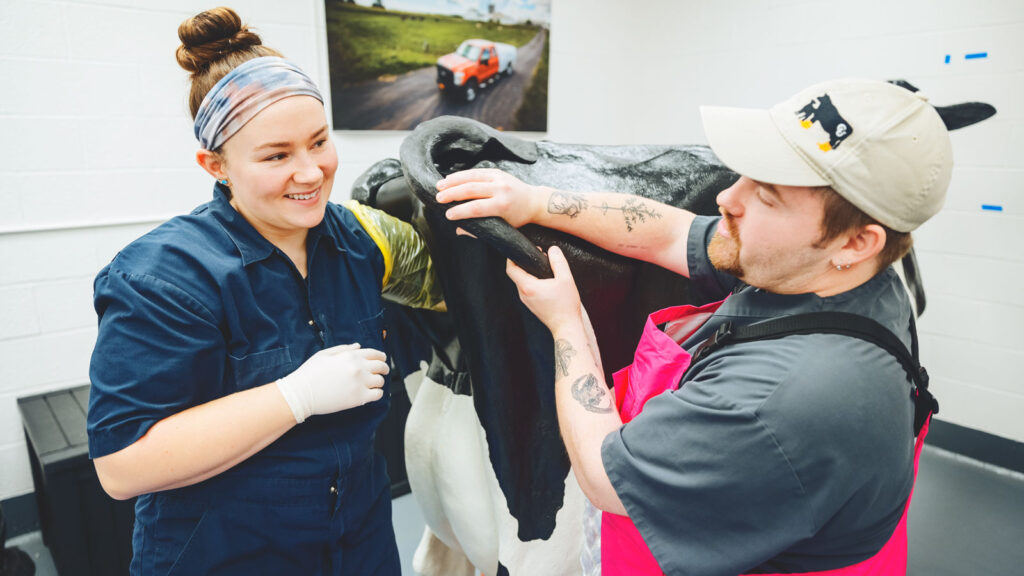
[693,321,733,362]
[911,366,939,435]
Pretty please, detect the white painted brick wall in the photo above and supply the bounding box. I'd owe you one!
[35,278,98,334]
[0,393,30,451]
[0,2,68,60]
[0,286,39,341]
[1,0,1021,503]
[0,329,97,395]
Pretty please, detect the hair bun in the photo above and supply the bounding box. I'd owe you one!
[176,7,263,73]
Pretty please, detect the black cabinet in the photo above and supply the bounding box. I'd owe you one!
[18,385,134,576]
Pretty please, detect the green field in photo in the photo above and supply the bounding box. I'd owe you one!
[326,1,542,84]
[514,33,548,131]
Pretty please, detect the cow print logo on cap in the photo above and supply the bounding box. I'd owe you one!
[796,94,853,152]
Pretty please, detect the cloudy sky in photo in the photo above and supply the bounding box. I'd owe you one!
[352,0,551,24]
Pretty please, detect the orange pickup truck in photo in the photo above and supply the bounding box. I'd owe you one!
[436,39,518,102]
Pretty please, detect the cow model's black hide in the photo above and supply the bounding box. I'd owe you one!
[353,86,995,542]
[357,124,738,540]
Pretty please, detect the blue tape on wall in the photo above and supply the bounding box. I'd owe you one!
[965,52,988,60]
[944,54,951,64]
[981,204,1003,212]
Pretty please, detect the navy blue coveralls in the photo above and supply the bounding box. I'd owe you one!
[87,184,401,575]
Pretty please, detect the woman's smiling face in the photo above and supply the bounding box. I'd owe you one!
[217,95,337,246]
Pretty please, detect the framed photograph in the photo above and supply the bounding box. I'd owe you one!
[325,0,551,131]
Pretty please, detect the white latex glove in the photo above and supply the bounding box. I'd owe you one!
[276,343,390,424]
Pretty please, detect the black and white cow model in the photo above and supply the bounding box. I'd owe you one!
[354,82,995,576]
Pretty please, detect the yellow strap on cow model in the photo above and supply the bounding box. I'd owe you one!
[345,199,445,311]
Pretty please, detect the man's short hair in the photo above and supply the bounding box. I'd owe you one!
[815,186,913,272]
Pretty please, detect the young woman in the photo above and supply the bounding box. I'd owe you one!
[86,8,441,575]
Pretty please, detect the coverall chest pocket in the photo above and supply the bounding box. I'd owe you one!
[228,347,292,391]
[358,310,386,350]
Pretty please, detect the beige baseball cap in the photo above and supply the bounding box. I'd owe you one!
[700,78,952,232]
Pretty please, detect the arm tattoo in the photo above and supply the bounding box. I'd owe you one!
[554,339,576,377]
[548,191,588,218]
[598,197,663,232]
[571,373,614,414]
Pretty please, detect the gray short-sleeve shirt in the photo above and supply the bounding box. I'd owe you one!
[601,216,917,575]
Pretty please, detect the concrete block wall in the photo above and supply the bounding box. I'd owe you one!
[1,0,1021,504]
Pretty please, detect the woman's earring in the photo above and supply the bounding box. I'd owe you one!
[218,179,230,186]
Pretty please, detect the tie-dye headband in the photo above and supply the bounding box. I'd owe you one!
[194,56,323,151]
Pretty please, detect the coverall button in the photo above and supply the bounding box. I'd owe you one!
[329,485,337,495]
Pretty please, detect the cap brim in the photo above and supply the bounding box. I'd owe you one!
[700,105,829,187]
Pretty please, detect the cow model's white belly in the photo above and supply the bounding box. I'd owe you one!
[404,363,586,576]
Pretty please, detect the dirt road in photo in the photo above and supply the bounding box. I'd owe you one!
[334,29,546,131]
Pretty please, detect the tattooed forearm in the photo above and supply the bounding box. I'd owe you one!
[598,197,663,231]
[548,191,588,218]
[571,373,614,414]
[554,339,576,377]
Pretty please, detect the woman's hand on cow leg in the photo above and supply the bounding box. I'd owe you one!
[505,246,583,333]
[437,168,545,228]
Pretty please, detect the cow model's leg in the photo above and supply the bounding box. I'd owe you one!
[412,528,475,576]
[405,362,587,575]
[405,365,501,574]
[490,463,586,575]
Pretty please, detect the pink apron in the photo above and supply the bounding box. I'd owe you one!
[602,301,931,576]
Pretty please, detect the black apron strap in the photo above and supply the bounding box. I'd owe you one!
[692,311,938,436]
